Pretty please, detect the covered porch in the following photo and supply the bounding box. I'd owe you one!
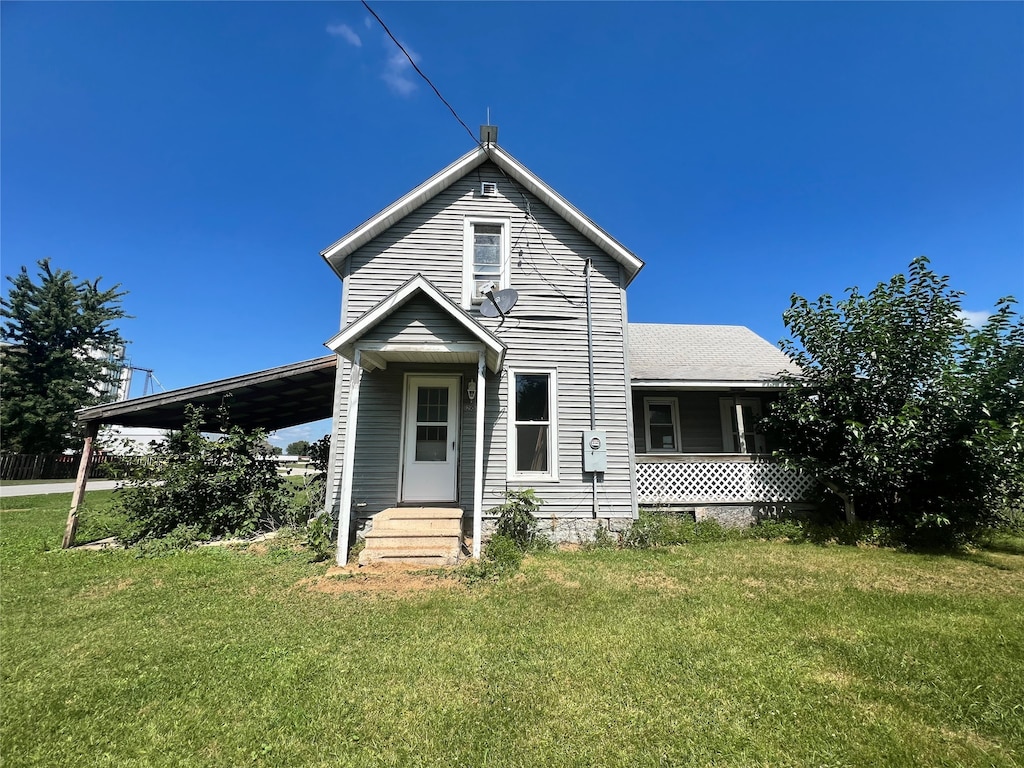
[627,324,813,521]
[325,275,506,565]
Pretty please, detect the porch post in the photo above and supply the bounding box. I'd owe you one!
[733,400,748,454]
[473,350,485,558]
[336,351,362,567]
[62,421,99,549]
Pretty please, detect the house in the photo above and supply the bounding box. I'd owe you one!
[319,128,813,566]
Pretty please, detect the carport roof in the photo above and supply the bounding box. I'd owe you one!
[76,356,338,432]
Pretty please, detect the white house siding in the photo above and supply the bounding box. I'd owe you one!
[328,161,635,524]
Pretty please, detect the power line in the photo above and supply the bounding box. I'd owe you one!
[361,0,480,148]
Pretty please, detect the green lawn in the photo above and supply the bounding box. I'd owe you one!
[2,493,1023,767]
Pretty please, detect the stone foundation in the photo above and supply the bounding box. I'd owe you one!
[649,502,814,528]
[480,516,633,546]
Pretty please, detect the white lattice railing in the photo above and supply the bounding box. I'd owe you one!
[635,457,816,505]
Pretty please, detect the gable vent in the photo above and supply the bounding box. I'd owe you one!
[480,181,498,197]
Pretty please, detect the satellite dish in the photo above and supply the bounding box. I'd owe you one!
[480,288,519,318]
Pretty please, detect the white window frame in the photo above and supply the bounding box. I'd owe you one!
[643,397,681,454]
[718,396,767,454]
[507,368,559,481]
[462,217,510,308]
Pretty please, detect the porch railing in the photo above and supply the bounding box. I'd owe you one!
[635,454,816,505]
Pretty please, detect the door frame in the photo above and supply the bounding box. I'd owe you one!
[398,373,462,504]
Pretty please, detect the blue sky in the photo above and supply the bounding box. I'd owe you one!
[3,2,1022,447]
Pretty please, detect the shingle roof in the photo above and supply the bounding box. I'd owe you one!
[628,323,799,383]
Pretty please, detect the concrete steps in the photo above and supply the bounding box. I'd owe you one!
[358,507,464,566]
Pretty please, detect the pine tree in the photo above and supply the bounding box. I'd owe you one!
[1,259,128,453]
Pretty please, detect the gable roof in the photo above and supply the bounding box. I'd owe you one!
[321,144,644,284]
[628,323,800,387]
[324,274,506,373]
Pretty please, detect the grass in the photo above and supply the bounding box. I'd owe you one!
[2,493,1023,767]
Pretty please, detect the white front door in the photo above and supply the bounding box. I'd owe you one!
[401,375,460,503]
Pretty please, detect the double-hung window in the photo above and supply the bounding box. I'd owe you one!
[643,397,681,453]
[463,218,509,307]
[509,370,558,480]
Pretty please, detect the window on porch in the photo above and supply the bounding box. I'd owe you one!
[643,397,681,453]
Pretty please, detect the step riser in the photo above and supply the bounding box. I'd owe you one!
[374,512,462,524]
[372,520,462,534]
[359,553,459,567]
[365,536,461,551]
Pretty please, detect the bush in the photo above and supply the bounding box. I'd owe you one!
[492,488,543,551]
[114,404,292,544]
[457,534,523,584]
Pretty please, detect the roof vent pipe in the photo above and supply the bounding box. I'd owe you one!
[480,124,498,145]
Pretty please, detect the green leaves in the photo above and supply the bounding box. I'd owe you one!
[1,259,128,453]
[115,404,293,544]
[765,257,1024,548]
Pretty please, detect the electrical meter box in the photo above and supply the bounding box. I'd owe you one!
[583,430,607,473]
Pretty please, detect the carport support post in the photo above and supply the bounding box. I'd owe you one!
[62,421,99,549]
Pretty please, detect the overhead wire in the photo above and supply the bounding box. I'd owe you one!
[363,0,585,308]
[361,0,480,148]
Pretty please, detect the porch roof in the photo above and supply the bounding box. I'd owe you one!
[75,356,338,431]
[628,323,801,387]
[325,274,506,373]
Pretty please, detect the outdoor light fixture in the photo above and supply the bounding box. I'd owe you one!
[467,380,477,402]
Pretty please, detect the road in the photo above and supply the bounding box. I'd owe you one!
[0,480,122,498]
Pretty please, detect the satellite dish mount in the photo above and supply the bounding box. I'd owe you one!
[480,287,519,321]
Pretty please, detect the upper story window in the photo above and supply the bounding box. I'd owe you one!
[643,397,681,453]
[508,369,558,480]
[463,218,509,307]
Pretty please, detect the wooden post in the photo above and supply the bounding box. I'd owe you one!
[62,422,99,549]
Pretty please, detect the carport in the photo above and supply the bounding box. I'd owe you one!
[62,355,338,547]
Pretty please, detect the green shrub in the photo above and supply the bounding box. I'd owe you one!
[584,524,617,550]
[130,524,208,557]
[492,488,542,551]
[743,520,806,541]
[458,534,523,584]
[114,404,292,545]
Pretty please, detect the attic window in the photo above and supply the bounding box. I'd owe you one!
[480,181,498,197]
[463,218,509,307]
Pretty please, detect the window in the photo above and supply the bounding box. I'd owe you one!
[643,397,681,453]
[463,218,509,307]
[509,370,558,479]
[719,397,766,454]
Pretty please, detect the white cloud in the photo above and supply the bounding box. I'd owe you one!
[958,309,990,328]
[381,46,418,96]
[327,23,361,47]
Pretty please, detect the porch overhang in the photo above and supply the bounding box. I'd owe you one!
[631,379,793,390]
[324,274,506,373]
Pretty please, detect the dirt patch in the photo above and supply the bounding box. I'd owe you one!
[296,563,465,597]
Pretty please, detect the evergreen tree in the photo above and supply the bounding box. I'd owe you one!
[1,259,128,453]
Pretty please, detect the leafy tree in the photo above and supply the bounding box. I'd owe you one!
[114,404,293,544]
[765,257,1024,548]
[286,439,311,456]
[1,259,128,453]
